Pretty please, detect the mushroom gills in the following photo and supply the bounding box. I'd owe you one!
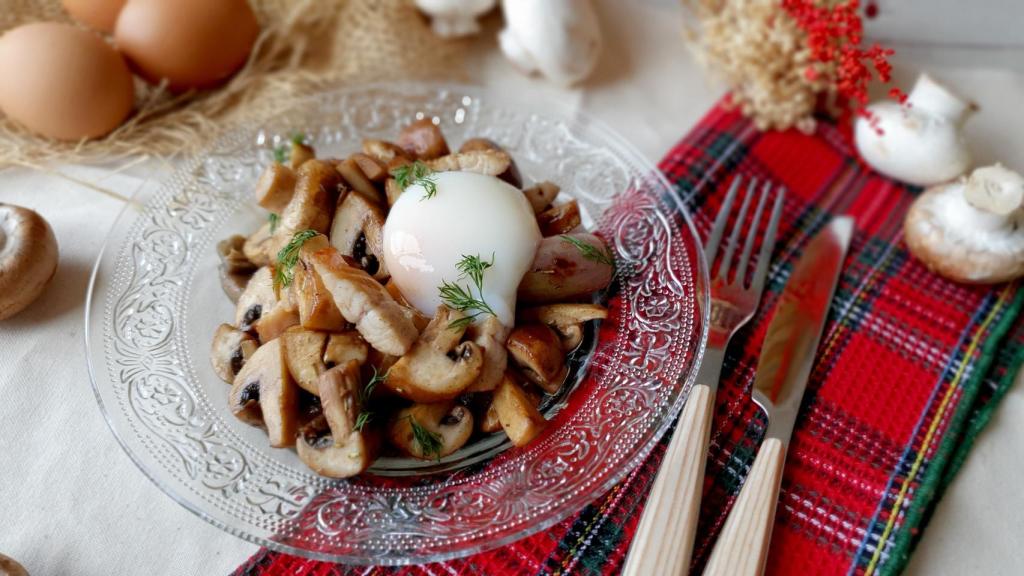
[234,266,277,330]
[384,306,484,402]
[296,414,379,478]
[211,323,259,384]
[388,401,473,459]
[329,190,390,281]
[229,337,292,427]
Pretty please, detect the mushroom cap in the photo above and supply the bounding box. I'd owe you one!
[0,203,59,320]
[0,553,28,576]
[905,180,1024,284]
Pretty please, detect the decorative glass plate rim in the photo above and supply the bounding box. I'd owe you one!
[83,81,710,565]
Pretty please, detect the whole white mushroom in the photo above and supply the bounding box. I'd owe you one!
[855,73,974,187]
[414,0,496,38]
[498,0,602,86]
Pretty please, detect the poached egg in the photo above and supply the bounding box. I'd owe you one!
[382,171,542,326]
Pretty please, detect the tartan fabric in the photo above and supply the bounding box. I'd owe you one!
[233,103,1024,576]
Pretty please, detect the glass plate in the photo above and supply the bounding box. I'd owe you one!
[85,83,709,565]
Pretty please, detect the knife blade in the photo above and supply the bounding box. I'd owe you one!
[754,215,854,446]
[703,216,854,576]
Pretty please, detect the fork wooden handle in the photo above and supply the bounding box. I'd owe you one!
[622,383,715,576]
[703,437,786,576]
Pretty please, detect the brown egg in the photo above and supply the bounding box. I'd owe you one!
[0,23,134,141]
[62,0,128,33]
[114,0,260,91]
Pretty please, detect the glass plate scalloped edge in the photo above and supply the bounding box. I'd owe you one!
[84,82,709,565]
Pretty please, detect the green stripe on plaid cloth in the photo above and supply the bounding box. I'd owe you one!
[233,103,1024,576]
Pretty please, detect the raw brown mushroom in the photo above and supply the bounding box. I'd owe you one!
[308,247,419,356]
[296,414,378,478]
[466,316,510,392]
[0,203,59,321]
[537,200,582,236]
[253,163,297,213]
[518,233,614,303]
[522,181,561,214]
[323,331,369,370]
[460,138,523,188]
[518,303,608,350]
[318,360,362,440]
[388,401,473,459]
[217,235,257,303]
[384,306,483,402]
[506,324,567,393]
[329,190,390,281]
[210,323,259,384]
[397,118,450,160]
[267,160,343,256]
[0,553,28,576]
[425,149,511,177]
[493,372,547,446]
[281,327,328,394]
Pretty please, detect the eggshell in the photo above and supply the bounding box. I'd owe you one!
[114,0,260,90]
[62,0,128,33]
[0,23,134,141]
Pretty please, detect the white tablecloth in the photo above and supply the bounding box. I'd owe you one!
[1,2,1022,574]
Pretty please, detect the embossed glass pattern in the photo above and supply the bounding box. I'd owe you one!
[85,84,709,565]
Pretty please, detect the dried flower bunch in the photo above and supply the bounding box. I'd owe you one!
[682,0,900,132]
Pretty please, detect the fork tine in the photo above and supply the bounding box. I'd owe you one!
[704,176,743,263]
[717,177,758,282]
[735,180,773,287]
[750,186,786,293]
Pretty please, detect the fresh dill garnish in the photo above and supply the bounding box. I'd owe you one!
[268,213,280,234]
[438,253,496,329]
[560,235,615,267]
[272,133,307,164]
[390,160,438,200]
[274,229,318,287]
[354,367,388,431]
[406,415,443,460]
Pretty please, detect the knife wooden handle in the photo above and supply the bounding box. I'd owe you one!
[703,437,786,576]
[622,383,715,576]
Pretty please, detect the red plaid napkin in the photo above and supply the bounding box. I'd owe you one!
[234,103,1024,576]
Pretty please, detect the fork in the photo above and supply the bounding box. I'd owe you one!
[622,176,785,576]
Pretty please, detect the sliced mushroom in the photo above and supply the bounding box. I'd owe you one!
[296,414,378,478]
[335,156,385,205]
[254,163,297,213]
[308,247,419,356]
[537,200,581,236]
[518,303,608,350]
[288,140,316,170]
[425,149,511,177]
[323,331,369,370]
[351,152,388,182]
[211,323,259,384]
[318,360,363,440]
[466,316,510,392]
[366,347,400,377]
[384,306,484,402]
[267,160,343,256]
[362,139,411,165]
[243,221,274,267]
[255,338,300,447]
[397,118,450,160]
[522,181,560,214]
[254,301,300,343]
[385,178,404,206]
[292,262,347,332]
[518,233,614,303]
[385,280,431,331]
[506,324,567,393]
[329,190,390,281]
[388,401,473,459]
[493,371,547,446]
[0,203,59,320]
[217,234,257,303]
[480,399,502,433]
[229,337,292,428]
[281,327,328,394]
[234,266,277,330]
[460,138,522,187]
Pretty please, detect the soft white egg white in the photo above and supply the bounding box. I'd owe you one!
[382,171,542,326]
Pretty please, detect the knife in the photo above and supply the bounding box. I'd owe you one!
[703,216,854,576]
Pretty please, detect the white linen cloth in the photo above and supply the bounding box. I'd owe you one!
[1,1,1022,574]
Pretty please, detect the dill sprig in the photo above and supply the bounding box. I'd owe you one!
[268,213,280,234]
[354,367,388,432]
[274,229,318,287]
[561,235,615,267]
[272,133,307,164]
[406,415,443,460]
[390,161,438,200]
[438,253,496,329]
